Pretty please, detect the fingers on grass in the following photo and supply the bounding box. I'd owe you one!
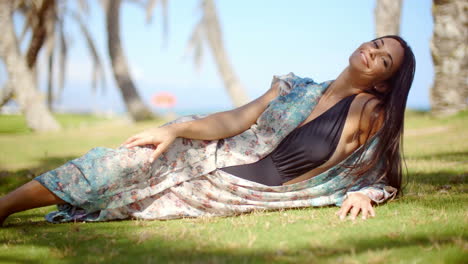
[349,206,360,221]
[335,208,341,216]
[339,203,352,220]
[369,204,376,217]
[361,206,369,220]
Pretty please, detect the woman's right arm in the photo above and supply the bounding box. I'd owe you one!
[171,82,280,140]
[123,80,281,162]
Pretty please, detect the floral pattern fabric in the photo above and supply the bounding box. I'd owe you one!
[34,73,397,223]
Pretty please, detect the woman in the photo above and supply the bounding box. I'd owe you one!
[0,35,415,225]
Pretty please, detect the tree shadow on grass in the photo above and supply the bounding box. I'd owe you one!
[405,170,467,186]
[398,194,467,211]
[2,150,465,194]
[408,150,468,163]
[0,256,36,264]
[0,220,464,263]
[0,153,465,262]
[0,155,78,194]
[401,170,467,211]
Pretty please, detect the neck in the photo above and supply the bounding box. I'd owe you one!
[324,67,372,100]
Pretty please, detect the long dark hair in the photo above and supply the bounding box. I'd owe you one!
[352,35,416,194]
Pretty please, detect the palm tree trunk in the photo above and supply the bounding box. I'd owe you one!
[375,0,402,36]
[26,0,55,68]
[202,0,249,107]
[430,0,468,116]
[105,0,154,121]
[0,1,60,132]
[0,82,14,107]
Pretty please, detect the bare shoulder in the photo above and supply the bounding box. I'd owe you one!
[353,93,381,110]
[351,93,384,144]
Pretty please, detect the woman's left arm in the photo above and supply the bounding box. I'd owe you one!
[337,184,397,220]
[336,94,395,220]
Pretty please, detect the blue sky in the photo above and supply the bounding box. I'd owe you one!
[2,0,434,114]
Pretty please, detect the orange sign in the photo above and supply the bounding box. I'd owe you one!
[151,92,177,108]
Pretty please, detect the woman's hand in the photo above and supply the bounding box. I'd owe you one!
[121,126,178,162]
[336,192,375,221]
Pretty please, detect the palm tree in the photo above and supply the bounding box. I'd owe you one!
[0,0,107,131]
[187,0,250,107]
[0,0,60,132]
[104,0,249,119]
[430,0,468,116]
[374,0,402,36]
[105,0,155,121]
[375,0,468,115]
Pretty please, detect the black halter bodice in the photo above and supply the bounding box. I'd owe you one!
[220,94,357,186]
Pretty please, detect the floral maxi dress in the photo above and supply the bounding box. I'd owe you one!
[34,73,397,223]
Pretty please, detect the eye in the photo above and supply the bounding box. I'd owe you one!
[383,58,388,68]
[373,41,379,48]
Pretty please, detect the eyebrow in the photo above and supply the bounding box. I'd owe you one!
[381,39,394,69]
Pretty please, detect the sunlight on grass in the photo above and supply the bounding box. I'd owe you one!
[0,111,467,263]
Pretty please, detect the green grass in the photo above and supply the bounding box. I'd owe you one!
[0,111,467,263]
[0,114,110,135]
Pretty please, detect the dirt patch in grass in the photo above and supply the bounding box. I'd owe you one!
[405,126,450,137]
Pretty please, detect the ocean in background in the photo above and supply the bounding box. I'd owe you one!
[1,101,430,118]
[0,100,232,118]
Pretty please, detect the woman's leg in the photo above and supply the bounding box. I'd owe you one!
[0,180,66,226]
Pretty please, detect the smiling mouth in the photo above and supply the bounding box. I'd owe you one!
[360,51,369,68]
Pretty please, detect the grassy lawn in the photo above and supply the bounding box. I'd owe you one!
[0,112,467,263]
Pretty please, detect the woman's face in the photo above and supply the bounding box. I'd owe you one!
[349,37,405,86]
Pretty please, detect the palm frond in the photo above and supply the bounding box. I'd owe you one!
[185,23,205,69]
[45,29,55,108]
[57,14,67,98]
[202,0,224,49]
[44,7,57,108]
[77,0,89,15]
[160,0,168,39]
[145,0,169,43]
[18,11,35,45]
[70,10,106,93]
[0,81,14,107]
[145,0,158,23]
[186,0,222,69]
[96,0,109,13]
